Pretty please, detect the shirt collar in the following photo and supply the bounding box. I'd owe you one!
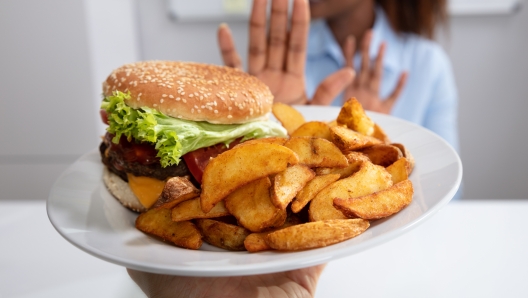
[307,6,402,72]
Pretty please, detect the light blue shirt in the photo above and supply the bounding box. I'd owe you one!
[305,7,459,151]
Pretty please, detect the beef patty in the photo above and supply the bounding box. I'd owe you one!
[99,134,191,182]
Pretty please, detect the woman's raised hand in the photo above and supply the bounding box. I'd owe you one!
[218,0,355,105]
[342,30,408,113]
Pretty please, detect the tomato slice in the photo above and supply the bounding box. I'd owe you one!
[100,109,109,125]
[182,139,243,184]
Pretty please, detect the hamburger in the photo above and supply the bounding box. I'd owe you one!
[99,61,287,212]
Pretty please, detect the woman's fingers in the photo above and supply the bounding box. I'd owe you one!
[248,0,268,74]
[370,42,386,92]
[286,0,309,77]
[266,0,289,71]
[217,23,242,69]
[384,71,408,109]
[343,35,356,69]
[358,30,372,87]
[311,67,355,105]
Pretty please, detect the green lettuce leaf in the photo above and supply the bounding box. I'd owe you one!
[101,91,287,167]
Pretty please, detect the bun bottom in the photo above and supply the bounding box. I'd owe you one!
[102,167,146,213]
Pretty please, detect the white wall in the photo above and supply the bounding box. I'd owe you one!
[440,7,528,199]
[0,0,99,200]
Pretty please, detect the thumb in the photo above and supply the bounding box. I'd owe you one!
[310,68,355,105]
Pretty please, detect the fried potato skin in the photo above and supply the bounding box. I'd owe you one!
[290,121,333,141]
[153,177,200,209]
[195,219,250,251]
[391,143,415,174]
[331,126,382,151]
[359,144,403,168]
[266,219,370,251]
[136,208,202,250]
[244,214,304,252]
[285,137,348,168]
[309,162,393,221]
[171,198,230,222]
[225,177,286,232]
[272,102,306,135]
[271,164,315,210]
[386,157,410,184]
[200,143,299,213]
[337,97,375,136]
[291,173,340,213]
[334,179,414,220]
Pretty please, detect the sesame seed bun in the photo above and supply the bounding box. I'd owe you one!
[103,61,274,124]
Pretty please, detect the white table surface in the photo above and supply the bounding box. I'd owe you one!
[2,200,527,298]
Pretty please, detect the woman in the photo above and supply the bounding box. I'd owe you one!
[218,0,458,150]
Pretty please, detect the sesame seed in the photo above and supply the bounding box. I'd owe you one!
[227,115,232,119]
[176,97,181,101]
[160,99,164,103]
[214,110,218,114]
[189,94,194,98]
[162,94,167,97]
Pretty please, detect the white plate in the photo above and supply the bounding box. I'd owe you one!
[47,106,462,277]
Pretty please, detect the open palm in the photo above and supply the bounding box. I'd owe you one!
[218,0,354,105]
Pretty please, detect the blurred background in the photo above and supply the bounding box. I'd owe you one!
[1,0,527,201]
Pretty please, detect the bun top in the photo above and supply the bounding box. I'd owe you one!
[103,61,274,124]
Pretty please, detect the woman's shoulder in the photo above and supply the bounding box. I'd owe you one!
[388,33,453,82]
[400,33,451,69]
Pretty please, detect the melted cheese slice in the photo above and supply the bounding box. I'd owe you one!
[127,174,166,209]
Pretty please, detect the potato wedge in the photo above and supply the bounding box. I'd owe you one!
[153,177,200,209]
[290,121,333,141]
[225,177,286,232]
[309,162,393,221]
[200,142,299,213]
[334,179,414,220]
[135,208,202,250]
[172,198,230,222]
[244,233,270,252]
[243,214,304,252]
[372,123,390,143]
[337,97,375,136]
[392,143,415,174]
[359,144,403,168]
[386,157,410,184]
[272,102,305,135]
[284,137,348,168]
[271,164,315,210]
[327,119,339,127]
[291,173,340,213]
[315,152,369,178]
[331,126,382,151]
[195,218,250,251]
[266,219,370,251]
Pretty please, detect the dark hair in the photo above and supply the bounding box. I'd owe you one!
[375,0,448,39]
